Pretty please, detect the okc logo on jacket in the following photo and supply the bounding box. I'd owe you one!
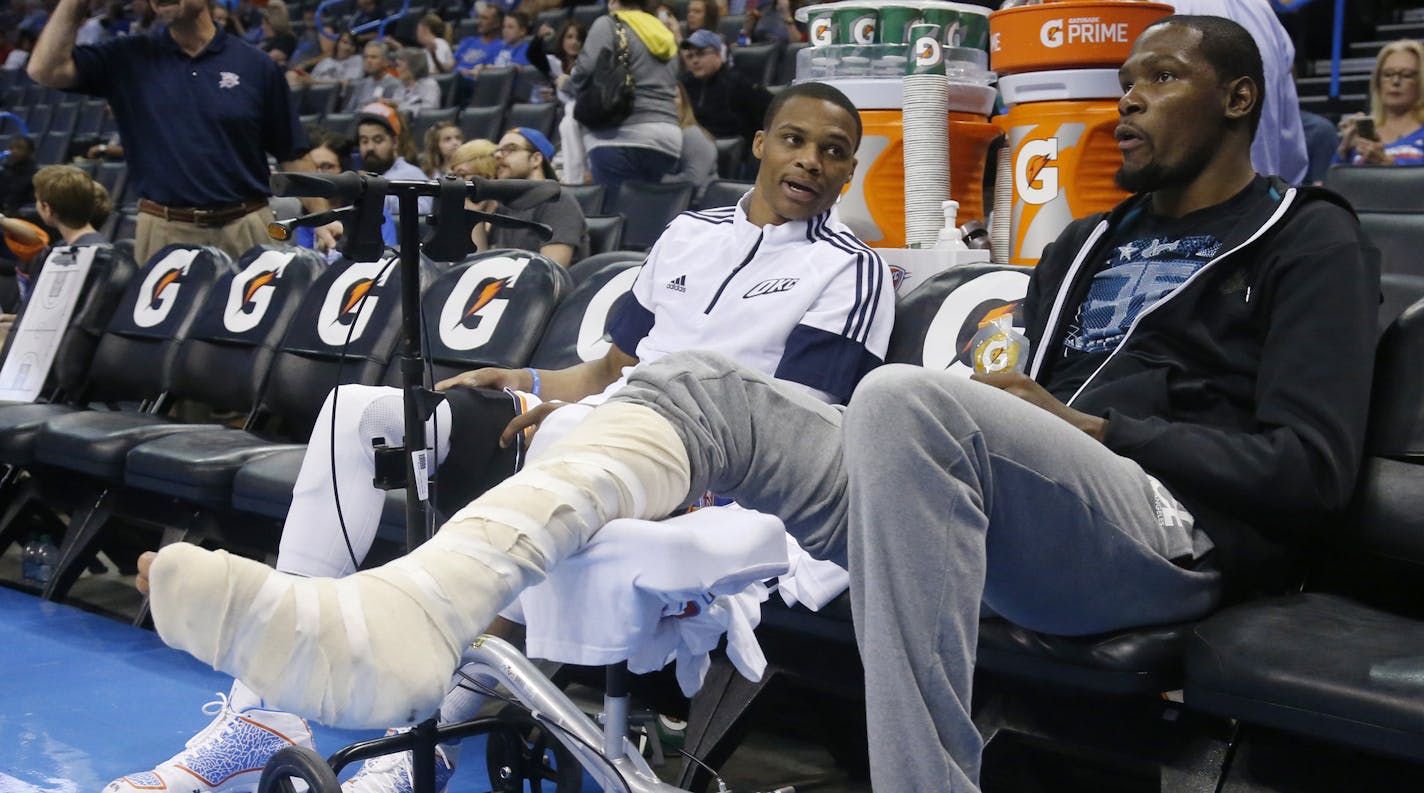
[316,260,396,347]
[132,254,194,328]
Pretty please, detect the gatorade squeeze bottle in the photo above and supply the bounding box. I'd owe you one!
[971,316,1030,375]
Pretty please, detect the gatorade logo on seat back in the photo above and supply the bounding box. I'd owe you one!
[438,254,529,351]
[576,266,641,362]
[921,270,1030,375]
[222,250,295,335]
[315,258,396,347]
[133,248,201,328]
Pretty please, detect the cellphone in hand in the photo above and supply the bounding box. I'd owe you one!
[1355,117,1379,141]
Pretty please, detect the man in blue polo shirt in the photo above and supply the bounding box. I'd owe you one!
[28,0,312,265]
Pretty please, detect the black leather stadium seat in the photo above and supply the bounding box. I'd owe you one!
[1326,165,1424,277]
[119,254,428,508]
[604,181,693,252]
[526,256,642,370]
[226,250,570,536]
[1185,296,1424,765]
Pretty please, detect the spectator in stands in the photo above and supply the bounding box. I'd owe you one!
[258,0,297,65]
[680,29,773,148]
[12,164,112,301]
[296,29,362,87]
[1299,110,1339,185]
[393,46,441,112]
[665,82,718,201]
[232,0,264,44]
[0,137,38,214]
[568,0,681,195]
[288,7,322,69]
[684,0,718,39]
[3,30,36,70]
[17,0,49,38]
[746,0,798,44]
[470,127,586,265]
[76,0,113,46]
[550,20,590,182]
[343,40,404,111]
[210,3,239,36]
[133,84,890,793]
[354,102,431,245]
[553,19,586,75]
[420,120,466,177]
[447,137,498,179]
[416,13,455,75]
[1336,39,1424,167]
[495,10,534,66]
[27,0,313,265]
[1165,0,1308,184]
[453,3,505,78]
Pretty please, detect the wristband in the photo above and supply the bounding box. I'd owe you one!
[523,367,541,398]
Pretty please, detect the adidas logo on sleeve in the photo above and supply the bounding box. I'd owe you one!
[666,275,687,293]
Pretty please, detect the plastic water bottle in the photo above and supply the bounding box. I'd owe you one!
[21,537,39,585]
[33,534,57,585]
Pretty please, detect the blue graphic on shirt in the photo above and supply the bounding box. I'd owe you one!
[1065,234,1221,354]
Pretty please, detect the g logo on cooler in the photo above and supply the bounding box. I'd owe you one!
[852,15,876,45]
[810,17,833,46]
[1040,18,1064,48]
[1014,138,1060,206]
[914,36,941,67]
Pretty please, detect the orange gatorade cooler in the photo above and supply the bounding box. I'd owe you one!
[988,1,1173,75]
[987,1,1171,265]
[995,69,1128,266]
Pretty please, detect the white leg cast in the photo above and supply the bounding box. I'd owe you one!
[148,403,692,728]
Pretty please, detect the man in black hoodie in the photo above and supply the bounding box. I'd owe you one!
[679,28,771,150]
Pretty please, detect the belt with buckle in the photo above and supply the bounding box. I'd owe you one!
[138,198,268,228]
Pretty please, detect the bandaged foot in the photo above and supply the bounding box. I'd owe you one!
[148,403,691,728]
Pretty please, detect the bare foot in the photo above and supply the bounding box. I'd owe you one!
[136,551,156,594]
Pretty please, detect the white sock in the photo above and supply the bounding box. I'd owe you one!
[148,403,691,728]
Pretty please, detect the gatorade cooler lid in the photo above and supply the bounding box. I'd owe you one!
[998,68,1122,105]
[988,1,1173,76]
[796,0,989,25]
[807,77,997,114]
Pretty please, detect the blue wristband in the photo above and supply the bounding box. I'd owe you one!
[524,367,541,398]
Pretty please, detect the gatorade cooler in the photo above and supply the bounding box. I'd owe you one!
[988,1,1171,265]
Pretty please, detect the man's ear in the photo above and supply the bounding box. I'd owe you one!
[1224,75,1257,124]
[752,130,764,161]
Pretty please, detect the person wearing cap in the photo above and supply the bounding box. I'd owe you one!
[679,27,773,151]
[470,127,587,266]
[354,102,434,246]
[26,0,310,265]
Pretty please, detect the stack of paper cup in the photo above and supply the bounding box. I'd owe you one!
[902,23,950,248]
[990,144,1013,262]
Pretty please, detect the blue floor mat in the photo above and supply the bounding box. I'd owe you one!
[0,586,601,793]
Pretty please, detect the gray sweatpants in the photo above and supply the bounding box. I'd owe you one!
[610,351,1222,792]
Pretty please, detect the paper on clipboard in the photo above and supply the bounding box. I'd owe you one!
[0,246,97,402]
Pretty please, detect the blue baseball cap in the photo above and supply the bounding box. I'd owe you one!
[680,29,722,52]
[515,127,556,162]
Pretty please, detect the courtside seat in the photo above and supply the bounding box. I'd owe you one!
[225,250,572,525]
[120,254,430,507]
[0,244,228,468]
[526,256,643,370]
[1184,297,1424,766]
[32,247,326,481]
[394,249,573,385]
[1325,165,1424,278]
[566,251,643,286]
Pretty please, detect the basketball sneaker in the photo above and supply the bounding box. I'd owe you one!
[340,729,456,793]
[104,689,315,793]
